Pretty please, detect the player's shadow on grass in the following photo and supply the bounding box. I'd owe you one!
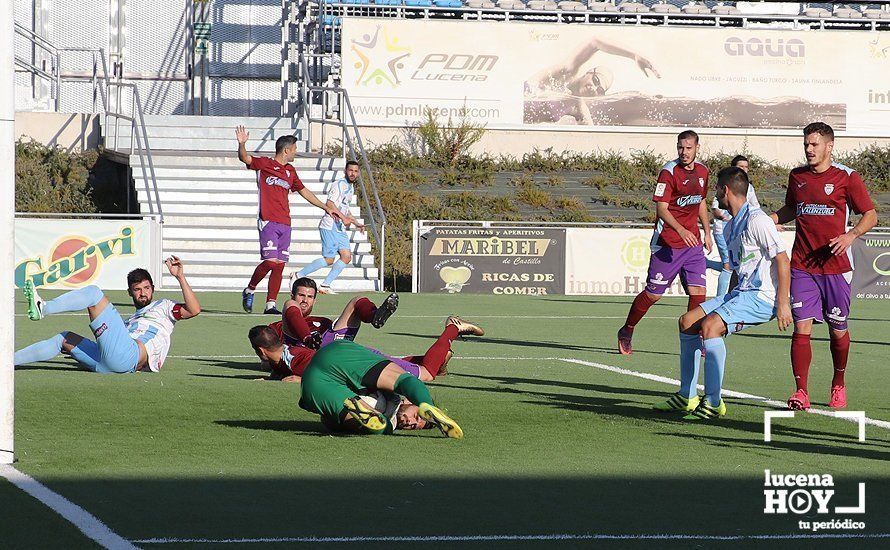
[200,359,266,372]
[450,372,667,398]
[14,360,87,373]
[539,297,636,305]
[736,332,890,347]
[388,332,676,356]
[215,419,333,436]
[191,373,268,381]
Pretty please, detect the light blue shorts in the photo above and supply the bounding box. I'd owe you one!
[701,290,775,335]
[714,232,729,264]
[73,304,139,373]
[320,228,350,258]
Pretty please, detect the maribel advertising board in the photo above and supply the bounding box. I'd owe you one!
[415,225,566,295]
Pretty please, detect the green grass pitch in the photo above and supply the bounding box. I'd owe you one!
[3,290,889,548]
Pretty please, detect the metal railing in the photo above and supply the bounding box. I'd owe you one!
[13,23,164,224]
[297,55,387,291]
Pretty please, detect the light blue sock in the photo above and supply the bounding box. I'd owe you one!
[298,257,331,278]
[703,337,727,407]
[678,332,702,399]
[14,333,65,366]
[43,285,104,315]
[716,269,732,298]
[322,259,349,286]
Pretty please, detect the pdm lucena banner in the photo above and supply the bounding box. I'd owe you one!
[342,18,890,135]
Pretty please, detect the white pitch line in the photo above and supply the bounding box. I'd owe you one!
[133,533,890,544]
[14,313,678,320]
[0,465,137,550]
[559,358,890,431]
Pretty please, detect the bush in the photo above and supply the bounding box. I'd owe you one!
[516,183,551,208]
[15,140,98,213]
[415,108,486,167]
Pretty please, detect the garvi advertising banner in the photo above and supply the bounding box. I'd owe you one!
[852,232,890,300]
[416,226,565,294]
[342,18,890,134]
[14,218,160,290]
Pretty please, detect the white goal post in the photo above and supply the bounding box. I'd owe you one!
[1,0,15,464]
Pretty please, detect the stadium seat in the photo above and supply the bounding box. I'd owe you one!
[803,7,831,18]
[433,0,462,6]
[651,2,680,14]
[588,1,619,12]
[833,7,862,19]
[528,0,558,9]
[342,0,372,4]
[467,0,496,7]
[373,0,403,5]
[322,14,343,26]
[618,2,649,13]
[405,0,433,5]
[497,0,526,9]
[863,9,890,19]
[712,5,740,16]
[681,2,710,15]
[562,1,588,10]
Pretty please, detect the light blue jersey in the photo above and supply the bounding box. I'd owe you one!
[724,204,787,304]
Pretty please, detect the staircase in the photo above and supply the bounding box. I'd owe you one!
[104,114,380,293]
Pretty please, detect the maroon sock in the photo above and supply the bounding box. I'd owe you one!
[284,304,312,340]
[830,332,850,387]
[791,333,812,393]
[248,260,277,290]
[623,292,657,331]
[421,325,460,378]
[354,297,376,324]
[687,293,706,312]
[266,262,285,302]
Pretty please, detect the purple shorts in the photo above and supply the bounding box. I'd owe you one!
[320,326,359,347]
[790,268,852,330]
[258,220,291,261]
[646,245,707,295]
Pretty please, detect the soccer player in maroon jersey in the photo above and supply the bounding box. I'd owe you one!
[236,126,342,315]
[769,122,877,410]
[617,130,712,359]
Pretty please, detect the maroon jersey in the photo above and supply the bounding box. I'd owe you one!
[651,160,709,249]
[273,345,315,378]
[249,156,304,225]
[785,164,874,274]
[269,317,333,347]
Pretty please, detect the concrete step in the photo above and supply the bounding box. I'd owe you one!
[133,178,347,194]
[161,274,378,292]
[164,238,373,253]
[137,200,362,218]
[163,250,377,267]
[162,226,371,242]
[138,190,358,205]
[126,154,345,171]
[114,137,308,152]
[113,125,304,141]
[133,167,344,181]
[155,214,367,228]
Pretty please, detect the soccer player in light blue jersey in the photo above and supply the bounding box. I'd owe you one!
[295,160,365,295]
[654,166,793,419]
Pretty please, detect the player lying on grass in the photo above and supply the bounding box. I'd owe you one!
[654,167,792,420]
[299,339,464,438]
[14,257,201,373]
[271,277,398,351]
[249,315,484,382]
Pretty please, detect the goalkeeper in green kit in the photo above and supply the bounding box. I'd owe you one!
[299,339,464,438]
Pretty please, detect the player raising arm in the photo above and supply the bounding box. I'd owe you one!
[236,126,342,315]
[769,122,877,410]
[15,257,200,373]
